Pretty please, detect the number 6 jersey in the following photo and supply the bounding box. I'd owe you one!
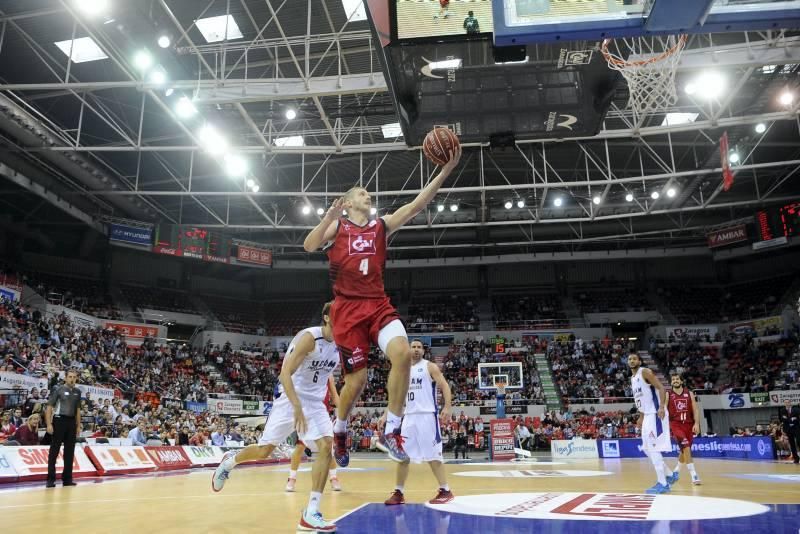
[279,326,340,401]
[326,217,389,299]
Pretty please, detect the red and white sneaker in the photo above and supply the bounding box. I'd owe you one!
[384,489,406,505]
[297,508,336,532]
[329,476,342,492]
[429,488,454,504]
[333,431,350,467]
[285,477,296,492]
[376,430,409,464]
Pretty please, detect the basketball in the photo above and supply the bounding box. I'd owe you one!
[422,127,460,166]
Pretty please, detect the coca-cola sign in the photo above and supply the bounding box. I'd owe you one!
[706,224,747,248]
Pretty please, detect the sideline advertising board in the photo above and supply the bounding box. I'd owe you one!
[182,445,227,467]
[489,419,515,461]
[551,439,599,459]
[145,446,192,471]
[597,437,774,460]
[84,446,157,475]
[3,446,96,481]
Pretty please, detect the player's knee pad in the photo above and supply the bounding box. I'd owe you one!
[378,319,408,355]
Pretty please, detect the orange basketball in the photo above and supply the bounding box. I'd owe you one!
[422,127,460,166]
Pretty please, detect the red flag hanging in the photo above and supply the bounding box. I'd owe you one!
[720,131,734,191]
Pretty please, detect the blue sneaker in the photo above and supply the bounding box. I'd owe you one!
[333,431,350,468]
[211,450,236,492]
[645,482,671,495]
[666,471,680,485]
[376,429,410,464]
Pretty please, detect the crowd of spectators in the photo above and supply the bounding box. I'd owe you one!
[650,340,720,392]
[719,335,799,393]
[492,293,565,330]
[549,337,635,403]
[512,409,640,451]
[407,295,479,333]
[575,288,651,314]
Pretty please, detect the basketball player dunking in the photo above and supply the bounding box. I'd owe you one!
[304,146,462,468]
[382,339,454,506]
[211,302,340,532]
[667,372,702,485]
[628,352,673,495]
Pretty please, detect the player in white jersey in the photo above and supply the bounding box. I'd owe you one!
[628,352,674,495]
[382,340,454,506]
[211,302,339,533]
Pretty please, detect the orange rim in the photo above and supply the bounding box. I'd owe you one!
[601,35,687,68]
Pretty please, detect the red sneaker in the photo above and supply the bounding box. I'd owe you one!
[376,429,409,463]
[429,488,454,504]
[384,489,406,505]
[333,431,349,468]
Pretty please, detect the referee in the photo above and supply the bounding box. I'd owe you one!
[45,369,82,488]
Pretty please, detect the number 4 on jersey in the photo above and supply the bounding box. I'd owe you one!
[359,258,369,276]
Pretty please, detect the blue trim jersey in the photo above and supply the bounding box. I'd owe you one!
[632,367,659,415]
[406,359,437,415]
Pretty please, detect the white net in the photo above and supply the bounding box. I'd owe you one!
[602,35,687,118]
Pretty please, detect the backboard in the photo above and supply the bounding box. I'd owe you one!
[493,0,800,46]
[478,362,524,390]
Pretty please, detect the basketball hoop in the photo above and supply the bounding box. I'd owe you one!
[495,382,507,396]
[601,35,687,118]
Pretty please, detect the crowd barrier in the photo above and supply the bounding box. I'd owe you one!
[0,444,287,483]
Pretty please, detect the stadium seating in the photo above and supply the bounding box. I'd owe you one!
[121,284,200,315]
[574,287,651,313]
[407,294,479,332]
[491,292,567,330]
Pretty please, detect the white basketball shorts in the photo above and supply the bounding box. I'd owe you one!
[259,394,333,452]
[401,412,443,464]
[641,412,672,453]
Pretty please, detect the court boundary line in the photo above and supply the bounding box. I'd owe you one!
[334,501,371,522]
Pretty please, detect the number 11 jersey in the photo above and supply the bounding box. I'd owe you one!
[326,217,389,299]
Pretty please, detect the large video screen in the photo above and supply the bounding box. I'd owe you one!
[396,0,493,40]
[153,225,230,264]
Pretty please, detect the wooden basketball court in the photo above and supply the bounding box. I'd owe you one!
[3,454,799,533]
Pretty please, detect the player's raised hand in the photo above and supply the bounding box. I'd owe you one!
[323,198,344,222]
[293,406,308,435]
[441,145,462,174]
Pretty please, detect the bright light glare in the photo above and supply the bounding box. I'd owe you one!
[381,122,403,138]
[274,136,305,147]
[54,37,108,63]
[224,154,248,177]
[429,59,462,70]
[75,0,108,16]
[341,0,368,21]
[685,72,725,99]
[196,15,244,43]
[504,200,512,209]
[450,204,458,212]
[302,205,311,215]
[149,69,167,85]
[251,184,260,193]
[516,199,525,209]
[198,125,228,155]
[729,152,740,164]
[661,113,698,127]
[285,108,297,120]
[437,204,445,212]
[625,193,634,202]
[175,97,197,118]
[246,179,255,188]
[755,123,767,134]
[370,207,377,215]
[779,91,794,106]
[316,208,325,216]
[667,187,677,198]
[651,191,660,200]
[133,50,153,71]
[592,196,601,205]
[553,197,563,207]
[157,35,171,48]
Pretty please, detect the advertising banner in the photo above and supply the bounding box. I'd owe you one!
[161,397,183,411]
[242,400,260,414]
[665,325,718,339]
[769,390,800,406]
[696,393,753,410]
[551,439,599,459]
[185,401,207,413]
[480,405,526,415]
[144,446,192,471]
[0,273,22,292]
[236,245,273,267]
[109,224,153,247]
[208,398,243,414]
[597,437,774,460]
[84,446,157,475]
[0,288,19,302]
[750,392,770,405]
[0,372,48,392]
[4,446,96,480]
[489,418,515,461]
[77,384,115,403]
[729,316,782,336]
[103,321,160,339]
[182,446,227,467]
[706,224,747,248]
[0,451,19,483]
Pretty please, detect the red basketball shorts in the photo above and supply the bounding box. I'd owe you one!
[330,296,400,375]
[670,421,694,449]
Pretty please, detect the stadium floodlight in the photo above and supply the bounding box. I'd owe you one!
[246,179,255,188]
[251,184,260,193]
[316,207,324,216]
[157,35,171,48]
[625,193,634,202]
[175,97,197,118]
[651,191,660,200]
[779,91,794,106]
[133,50,153,71]
[553,197,563,207]
[516,199,525,209]
[685,72,724,99]
[165,88,174,97]
[592,196,601,205]
[302,205,311,215]
[149,68,167,86]
[54,37,108,63]
[667,187,677,198]
[437,204,445,212]
[285,108,297,120]
[504,200,512,209]
[75,0,109,16]
[196,15,244,43]
[449,203,459,212]
[729,151,740,164]
[755,123,767,134]
[224,154,248,177]
[198,125,228,156]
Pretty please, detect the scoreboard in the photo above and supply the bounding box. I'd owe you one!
[755,202,800,242]
[152,225,230,263]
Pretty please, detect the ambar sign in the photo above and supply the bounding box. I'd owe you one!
[707,224,747,248]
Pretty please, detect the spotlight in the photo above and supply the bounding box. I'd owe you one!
[779,91,794,106]
[251,184,260,192]
[370,207,377,215]
[592,195,601,205]
[667,187,677,198]
[553,197,563,207]
[651,191,660,200]
[149,69,167,86]
[198,125,228,156]
[285,108,297,120]
[175,97,197,118]
[224,154,248,177]
[133,50,153,71]
[755,123,767,134]
[437,204,445,212]
[75,0,108,16]
[685,72,725,99]
[246,179,255,188]
[729,151,740,164]
[516,199,525,209]
[343,209,348,216]
[157,35,171,49]
[302,205,311,215]
[450,204,458,212]
[165,88,174,97]
[504,200,512,210]
[316,207,324,216]
[625,193,634,202]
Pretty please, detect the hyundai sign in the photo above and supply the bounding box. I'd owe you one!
[109,223,153,247]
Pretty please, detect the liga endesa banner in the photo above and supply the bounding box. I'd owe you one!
[551,439,599,459]
[597,437,774,460]
[236,245,273,267]
[182,446,227,467]
[0,451,19,482]
[3,446,96,481]
[84,446,157,475]
[489,419,515,461]
[707,224,748,248]
[145,446,192,471]
[102,321,159,339]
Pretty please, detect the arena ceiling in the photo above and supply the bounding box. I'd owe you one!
[0,0,798,261]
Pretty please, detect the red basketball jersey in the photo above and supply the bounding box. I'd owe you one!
[326,217,388,299]
[667,389,694,424]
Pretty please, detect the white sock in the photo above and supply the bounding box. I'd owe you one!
[333,418,347,433]
[440,484,450,491]
[395,485,404,492]
[329,469,337,479]
[308,491,322,514]
[289,469,298,479]
[687,463,697,476]
[385,411,402,435]
[649,452,667,486]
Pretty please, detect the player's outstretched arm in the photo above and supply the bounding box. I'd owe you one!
[383,146,462,235]
[429,361,453,422]
[279,332,316,433]
[303,198,343,252]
